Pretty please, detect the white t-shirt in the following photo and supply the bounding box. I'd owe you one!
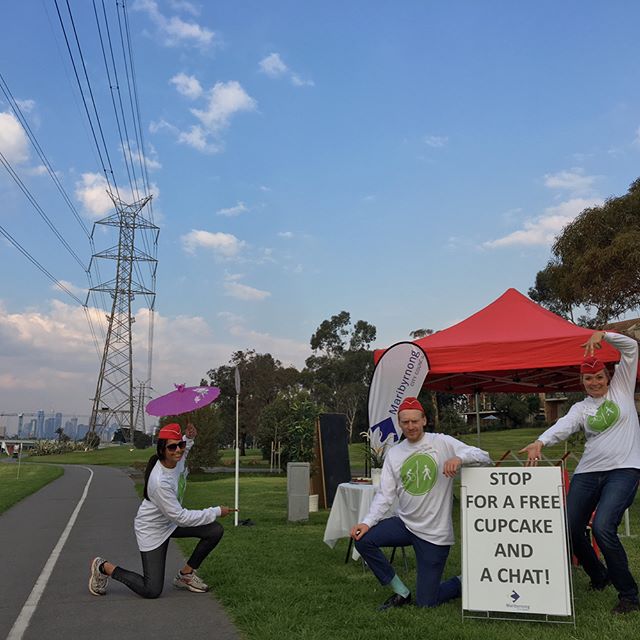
[134,437,221,552]
[362,433,491,546]
[538,332,640,474]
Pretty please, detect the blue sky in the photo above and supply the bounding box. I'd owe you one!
[1,0,639,418]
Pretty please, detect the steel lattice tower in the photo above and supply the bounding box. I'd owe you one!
[88,193,158,439]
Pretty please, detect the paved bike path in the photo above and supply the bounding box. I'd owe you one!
[0,464,240,640]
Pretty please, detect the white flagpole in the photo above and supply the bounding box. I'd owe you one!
[234,367,241,527]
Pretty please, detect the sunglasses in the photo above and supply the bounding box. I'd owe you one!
[166,441,187,452]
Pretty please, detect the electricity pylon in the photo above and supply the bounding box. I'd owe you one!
[87,193,158,440]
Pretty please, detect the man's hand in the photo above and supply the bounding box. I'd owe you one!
[219,506,238,517]
[350,523,369,541]
[519,440,543,467]
[185,423,198,439]
[443,456,462,478]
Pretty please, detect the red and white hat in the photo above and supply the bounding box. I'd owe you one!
[398,397,424,414]
[580,357,605,374]
[157,423,182,440]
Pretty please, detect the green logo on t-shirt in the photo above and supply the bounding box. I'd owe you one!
[587,400,620,433]
[400,452,438,496]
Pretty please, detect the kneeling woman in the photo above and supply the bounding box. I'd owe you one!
[89,422,234,598]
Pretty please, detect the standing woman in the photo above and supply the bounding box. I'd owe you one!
[520,331,640,614]
[89,422,234,598]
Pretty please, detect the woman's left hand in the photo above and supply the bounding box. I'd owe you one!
[185,423,198,439]
[582,331,605,356]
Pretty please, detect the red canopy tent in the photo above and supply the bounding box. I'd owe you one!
[374,288,640,394]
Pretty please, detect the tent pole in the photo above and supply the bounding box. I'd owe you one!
[475,390,481,447]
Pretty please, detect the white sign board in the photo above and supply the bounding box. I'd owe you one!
[461,467,572,617]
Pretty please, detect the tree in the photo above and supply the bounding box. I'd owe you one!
[205,350,300,455]
[256,390,321,470]
[529,178,640,324]
[158,405,223,470]
[303,312,377,442]
[489,393,539,428]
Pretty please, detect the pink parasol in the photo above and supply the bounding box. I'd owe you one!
[146,384,221,417]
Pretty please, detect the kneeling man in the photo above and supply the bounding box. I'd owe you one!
[351,397,491,610]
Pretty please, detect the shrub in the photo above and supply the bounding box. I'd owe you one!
[257,390,321,469]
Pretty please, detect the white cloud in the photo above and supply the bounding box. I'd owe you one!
[259,53,288,77]
[484,197,602,248]
[0,299,310,418]
[133,0,215,48]
[156,80,256,153]
[26,164,48,176]
[168,0,199,16]
[15,99,35,113]
[122,142,162,171]
[0,111,29,163]
[543,168,596,195]
[424,135,448,148]
[177,125,222,153]
[259,52,314,87]
[291,74,315,87]
[75,172,159,218]
[149,119,178,135]
[170,72,203,99]
[278,231,294,238]
[74,173,113,217]
[217,312,308,367]
[191,81,256,133]
[259,185,271,192]
[181,229,244,257]
[217,201,248,217]
[224,280,271,301]
[53,280,87,298]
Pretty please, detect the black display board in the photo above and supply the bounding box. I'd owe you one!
[316,413,351,508]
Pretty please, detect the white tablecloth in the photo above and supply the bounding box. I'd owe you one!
[323,482,395,561]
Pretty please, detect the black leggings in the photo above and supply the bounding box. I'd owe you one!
[112,521,224,599]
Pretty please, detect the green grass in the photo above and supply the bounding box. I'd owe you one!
[26,445,154,467]
[178,472,639,640]
[349,427,585,474]
[220,447,271,468]
[0,463,63,513]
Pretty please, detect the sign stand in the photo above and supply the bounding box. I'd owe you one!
[461,465,575,626]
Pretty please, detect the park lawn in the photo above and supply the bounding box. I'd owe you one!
[179,474,639,640]
[26,445,154,467]
[349,427,585,474]
[0,463,63,513]
[220,447,271,468]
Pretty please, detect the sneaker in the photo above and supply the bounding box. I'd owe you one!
[612,598,640,615]
[173,570,209,593]
[89,557,109,596]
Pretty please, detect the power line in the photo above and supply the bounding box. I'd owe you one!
[0,151,88,271]
[0,72,91,239]
[53,0,120,199]
[0,222,85,306]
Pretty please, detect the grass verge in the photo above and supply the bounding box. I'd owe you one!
[177,472,637,640]
[0,463,63,514]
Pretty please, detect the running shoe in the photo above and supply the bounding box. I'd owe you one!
[89,557,109,596]
[173,570,209,593]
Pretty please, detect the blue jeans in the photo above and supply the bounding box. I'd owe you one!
[567,468,640,602]
[354,516,461,607]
